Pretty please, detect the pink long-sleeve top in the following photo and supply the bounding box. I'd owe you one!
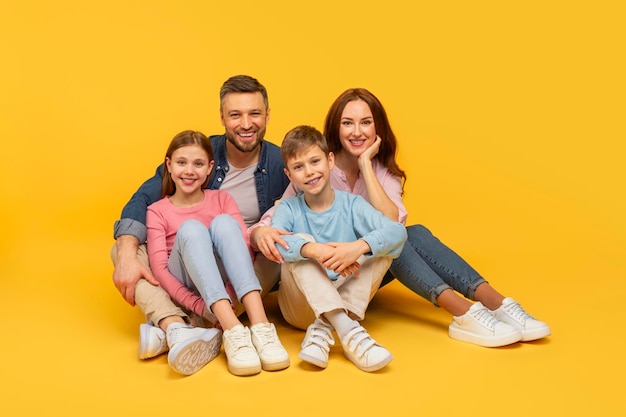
[147,189,251,316]
[250,159,407,233]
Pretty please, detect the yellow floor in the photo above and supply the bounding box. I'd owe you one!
[2,1,625,416]
[2,223,624,416]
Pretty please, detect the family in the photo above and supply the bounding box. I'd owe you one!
[111,75,551,376]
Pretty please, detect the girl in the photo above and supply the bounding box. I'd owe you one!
[146,130,289,376]
[253,89,550,348]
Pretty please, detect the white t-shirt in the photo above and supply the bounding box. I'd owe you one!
[220,163,260,227]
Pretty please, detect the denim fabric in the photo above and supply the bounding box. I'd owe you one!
[113,134,290,242]
[167,216,261,310]
[381,224,487,307]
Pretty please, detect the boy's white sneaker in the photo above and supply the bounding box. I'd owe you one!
[250,322,290,371]
[340,325,393,372]
[138,323,168,359]
[449,302,522,347]
[491,297,551,341]
[166,324,222,375]
[223,325,262,376]
[298,319,335,369]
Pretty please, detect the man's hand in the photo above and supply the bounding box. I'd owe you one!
[250,226,291,264]
[112,235,159,306]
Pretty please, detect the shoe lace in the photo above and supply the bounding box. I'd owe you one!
[252,324,278,348]
[469,306,499,330]
[503,301,533,324]
[227,328,252,351]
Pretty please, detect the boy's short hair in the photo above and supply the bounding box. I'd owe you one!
[280,125,329,166]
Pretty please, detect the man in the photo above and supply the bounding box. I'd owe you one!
[111,75,290,375]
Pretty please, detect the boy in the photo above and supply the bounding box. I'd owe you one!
[271,125,407,372]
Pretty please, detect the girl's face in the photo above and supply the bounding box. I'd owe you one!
[166,144,214,197]
[338,99,377,157]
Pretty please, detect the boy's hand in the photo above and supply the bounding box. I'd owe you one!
[318,241,370,277]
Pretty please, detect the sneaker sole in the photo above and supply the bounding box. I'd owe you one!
[449,325,522,347]
[520,326,551,342]
[261,357,290,371]
[344,351,393,372]
[168,329,222,375]
[227,361,262,376]
[298,351,328,369]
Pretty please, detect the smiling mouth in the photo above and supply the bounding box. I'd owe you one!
[305,177,321,186]
[238,131,256,140]
[350,140,366,146]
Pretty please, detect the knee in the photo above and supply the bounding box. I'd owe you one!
[406,224,436,244]
[178,219,206,240]
[209,214,241,234]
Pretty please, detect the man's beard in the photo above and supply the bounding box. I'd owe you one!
[226,129,265,153]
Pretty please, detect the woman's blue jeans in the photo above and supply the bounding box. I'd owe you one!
[381,224,487,307]
[168,215,261,310]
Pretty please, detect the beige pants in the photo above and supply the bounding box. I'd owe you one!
[110,243,280,327]
[277,248,392,330]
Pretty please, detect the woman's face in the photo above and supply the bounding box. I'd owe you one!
[338,99,377,157]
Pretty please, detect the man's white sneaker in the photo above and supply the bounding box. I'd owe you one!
[250,322,290,371]
[223,325,262,376]
[138,323,168,359]
[298,319,335,369]
[340,325,392,372]
[492,297,551,341]
[449,302,522,347]
[166,324,222,376]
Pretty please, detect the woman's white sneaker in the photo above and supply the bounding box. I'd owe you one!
[449,302,522,347]
[491,297,551,341]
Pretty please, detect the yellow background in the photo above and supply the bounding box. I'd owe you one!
[1,1,624,415]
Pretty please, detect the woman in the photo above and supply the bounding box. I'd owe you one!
[252,88,550,348]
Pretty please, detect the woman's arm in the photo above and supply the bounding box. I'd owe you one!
[358,136,402,222]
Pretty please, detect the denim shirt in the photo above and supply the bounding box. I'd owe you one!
[113,134,289,243]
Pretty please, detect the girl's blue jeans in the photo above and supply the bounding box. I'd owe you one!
[168,215,261,311]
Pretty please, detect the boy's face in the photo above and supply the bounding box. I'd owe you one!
[284,145,334,197]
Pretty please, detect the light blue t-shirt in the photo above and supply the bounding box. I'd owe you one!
[272,190,407,280]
